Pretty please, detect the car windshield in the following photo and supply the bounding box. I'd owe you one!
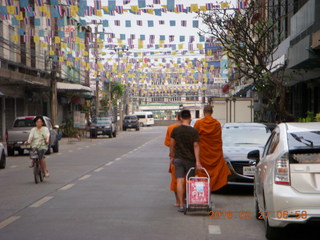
[222,127,271,147]
[288,131,320,150]
[125,116,137,120]
[94,118,111,124]
[13,119,35,127]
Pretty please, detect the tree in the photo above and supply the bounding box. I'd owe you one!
[199,1,294,121]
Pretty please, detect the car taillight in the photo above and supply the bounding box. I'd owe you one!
[275,153,290,185]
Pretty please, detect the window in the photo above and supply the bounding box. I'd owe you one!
[267,132,280,155]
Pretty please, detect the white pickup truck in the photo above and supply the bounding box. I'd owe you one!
[6,116,59,156]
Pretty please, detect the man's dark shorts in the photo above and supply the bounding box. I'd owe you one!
[174,158,195,178]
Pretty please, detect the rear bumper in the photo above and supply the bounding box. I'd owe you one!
[91,128,112,135]
[226,161,254,185]
[123,124,139,128]
[267,185,320,227]
[7,141,25,149]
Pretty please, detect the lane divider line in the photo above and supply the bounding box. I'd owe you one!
[0,216,21,230]
[57,153,62,155]
[114,157,121,161]
[208,225,221,235]
[59,184,75,191]
[105,162,114,166]
[29,196,53,208]
[68,150,73,153]
[77,147,83,150]
[78,174,91,181]
[10,165,17,168]
[94,167,104,172]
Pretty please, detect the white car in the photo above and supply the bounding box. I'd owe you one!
[0,143,6,169]
[248,122,320,239]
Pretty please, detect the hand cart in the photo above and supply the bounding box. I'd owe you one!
[184,167,212,215]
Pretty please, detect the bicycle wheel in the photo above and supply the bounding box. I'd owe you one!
[39,169,44,182]
[34,162,40,184]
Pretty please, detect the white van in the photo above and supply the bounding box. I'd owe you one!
[134,112,155,127]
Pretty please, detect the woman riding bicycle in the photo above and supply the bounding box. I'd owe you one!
[26,116,50,177]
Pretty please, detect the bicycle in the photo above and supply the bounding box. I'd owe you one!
[29,147,44,184]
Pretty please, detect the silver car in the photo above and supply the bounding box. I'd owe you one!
[248,122,320,239]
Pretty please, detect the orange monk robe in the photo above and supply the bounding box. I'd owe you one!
[164,123,180,192]
[194,116,231,191]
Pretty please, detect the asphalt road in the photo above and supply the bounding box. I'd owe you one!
[0,126,318,240]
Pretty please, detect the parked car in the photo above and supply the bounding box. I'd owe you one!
[248,122,320,239]
[123,115,140,131]
[0,143,6,169]
[90,117,116,138]
[6,116,59,156]
[190,118,199,128]
[222,123,271,185]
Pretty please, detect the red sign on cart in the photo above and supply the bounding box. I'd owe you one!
[188,178,209,205]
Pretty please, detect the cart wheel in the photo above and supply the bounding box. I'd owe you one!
[184,208,187,215]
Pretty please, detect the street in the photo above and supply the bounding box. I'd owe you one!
[0,126,318,240]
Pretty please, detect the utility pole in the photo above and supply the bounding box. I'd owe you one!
[95,26,99,118]
[51,13,58,125]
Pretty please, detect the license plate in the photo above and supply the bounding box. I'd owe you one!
[21,145,30,149]
[97,131,103,134]
[243,166,255,176]
[128,125,132,127]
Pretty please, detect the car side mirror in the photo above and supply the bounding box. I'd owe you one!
[247,150,260,164]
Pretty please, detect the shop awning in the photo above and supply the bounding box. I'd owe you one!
[57,82,92,92]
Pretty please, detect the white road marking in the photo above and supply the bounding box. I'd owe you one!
[57,153,62,155]
[10,165,17,168]
[94,167,104,172]
[208,225,221,235]
[77,147,83,150]
[85,146,89,148]
[78,174,91,180]
[114,157,121,161]
[59,184,75,191]
[0,216,21,230]
[29,196,53,208]
[105,161,114,166]
[68,150,73,153]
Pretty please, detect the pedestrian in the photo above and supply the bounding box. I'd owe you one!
[26,116,50,177]
[194,105,231,191]
[169,110,202,212]
[164,112,181,207]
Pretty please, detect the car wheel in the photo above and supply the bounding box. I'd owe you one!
[265,218,282,239]
[53,140,59,153]
[18,149,24,155]
[109,133,113,138]
[90,130,97,138]
[254,197,262,220]
[123,128,126,131]
[0,151,6,169]
[7,147,14,156]
[140,122,144,127]
[113,131,116,137]
[136,127,140,131]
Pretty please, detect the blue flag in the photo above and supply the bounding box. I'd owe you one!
[167,0,175,11]
[138,0,146,8]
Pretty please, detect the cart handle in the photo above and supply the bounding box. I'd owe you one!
[186,167,210,180]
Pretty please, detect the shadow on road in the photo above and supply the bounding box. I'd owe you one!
[213,185,254,196]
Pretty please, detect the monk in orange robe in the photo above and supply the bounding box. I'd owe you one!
[164,113,181,206]
[194,105,231,191]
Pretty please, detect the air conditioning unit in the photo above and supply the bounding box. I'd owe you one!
[311,30,320,49]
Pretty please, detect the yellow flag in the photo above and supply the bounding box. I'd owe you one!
[200,6,207,12]
[197,44,203,50]
[210,65,215,70]
[33,36,40,43]
[50,50,55,55]
[190,4,199,12]
[96,10,102,17]
[61,43,67,49]
[59,57,64,62]
[7,6,14,14]
[12,34,19,43]
[38,6,46,12]
[103,6,109,12]
[82,61,86,67]
[70,6,79,12]
[76,37,81,43]
[42,43,47,48]
[221,2,229,8]
[55,37,60,44]
[16,12,23,20]
[67,61,71,66]
[131,6,138,12]
[178,44,183,49]
[147,9,154,14]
